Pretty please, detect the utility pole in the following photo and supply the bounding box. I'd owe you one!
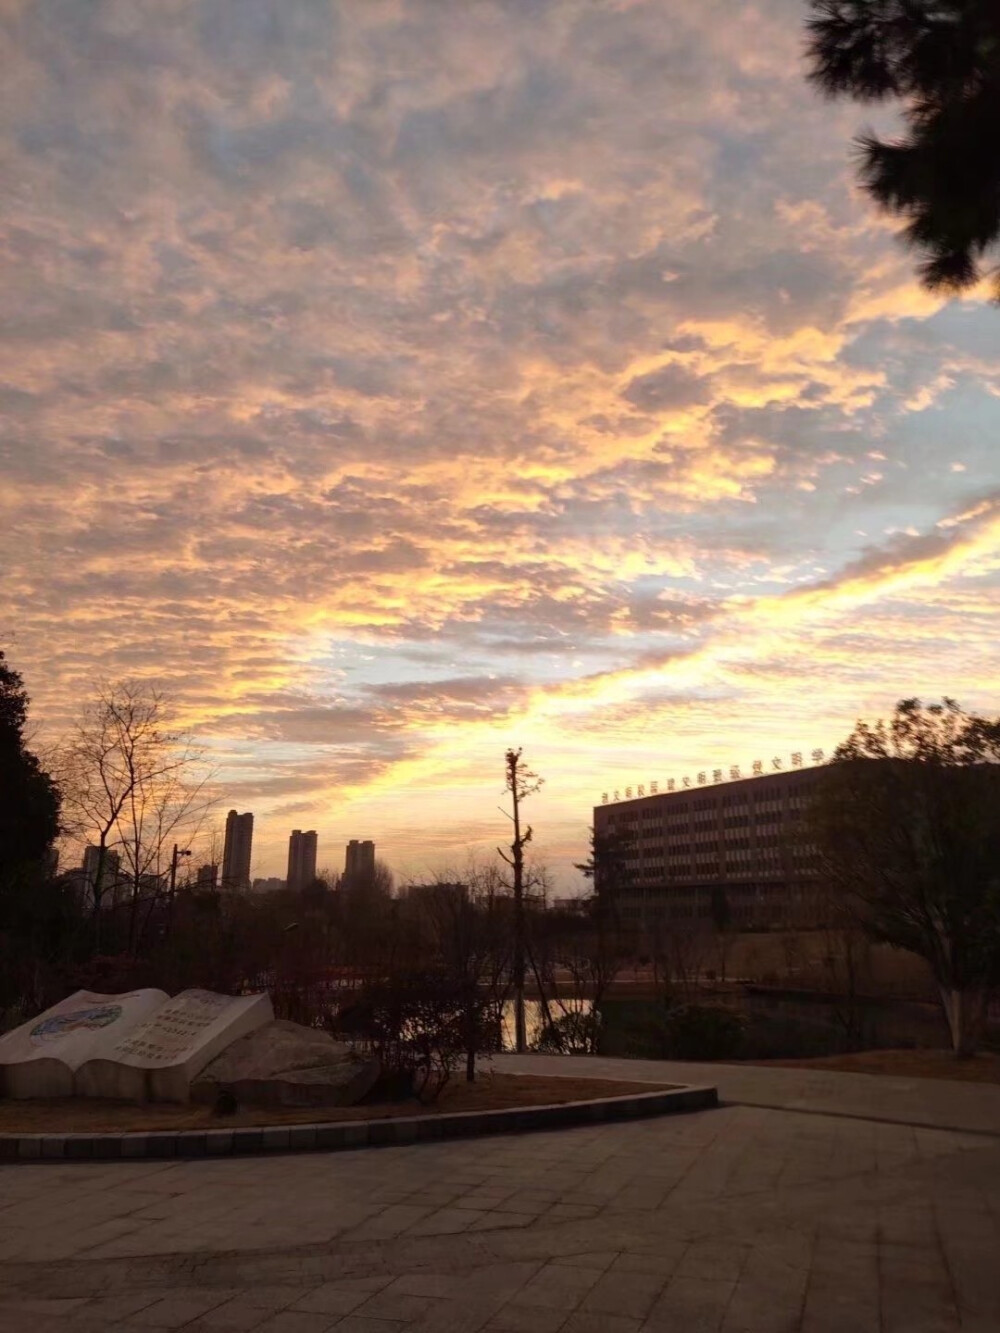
[498,748,543,1054]
[169,844,191,902]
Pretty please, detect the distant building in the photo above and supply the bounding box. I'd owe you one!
[402,880,467,908]
[593,766,823,932]
[221,810,253,891]
[287,829,318,893]
[81,844,123,907]
[550,895,590,914]
[252,877,286,893]
[195,863,218,890]
[344,838,375,883]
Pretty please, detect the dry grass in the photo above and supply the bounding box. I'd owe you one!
[754,1048,1000,1084]
[0,1072,674,1135]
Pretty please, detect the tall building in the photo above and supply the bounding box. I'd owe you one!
[221,810,254,891]
[81,844,122,907]
[344,838,375,883]
[593,766,823,932]
[196,863,218,890]
[287,829,318,893]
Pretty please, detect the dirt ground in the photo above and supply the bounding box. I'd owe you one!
[0,1071,673,1135]
[753,1048,1000,1084]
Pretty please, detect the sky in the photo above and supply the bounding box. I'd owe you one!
[2,0,999,888]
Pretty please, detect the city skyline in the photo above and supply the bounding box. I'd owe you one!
[3,1,998,890]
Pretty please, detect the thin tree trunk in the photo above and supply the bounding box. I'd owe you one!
[939,984,986,1057]
[510,759,527,1054]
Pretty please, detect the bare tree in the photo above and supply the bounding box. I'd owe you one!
[417,874,510,1081]
[810,698,1000,1055]
[60,683,214,953]
[498,748,543,1054]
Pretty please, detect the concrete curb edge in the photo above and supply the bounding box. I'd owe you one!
[0,1083,717,1162]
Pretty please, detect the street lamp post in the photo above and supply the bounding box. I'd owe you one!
[169,844,192,902]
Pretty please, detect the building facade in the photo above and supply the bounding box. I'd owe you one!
[195,863,218,890]
[287,829,318,893]
[221,809,254,891]
[593,765,824,931]
[344,838,375,883]
[81,844,123,907]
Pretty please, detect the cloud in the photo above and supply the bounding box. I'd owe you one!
[2,0,998,882]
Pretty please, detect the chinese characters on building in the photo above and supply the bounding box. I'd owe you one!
[600,749,825,804]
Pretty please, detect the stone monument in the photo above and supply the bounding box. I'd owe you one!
[0,989,169,1099]
[75,988,274,1102]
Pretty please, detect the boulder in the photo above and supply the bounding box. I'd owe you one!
[191,1019,380,1109]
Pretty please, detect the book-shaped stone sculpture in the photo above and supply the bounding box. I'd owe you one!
[75,988,274,1103]
[0,987,273,1102]
[0,988,169,1099]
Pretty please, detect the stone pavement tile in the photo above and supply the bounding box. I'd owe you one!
[405,1298,501,1333]
[348,1206,434,1242]
[643,1276,737,1333]
[611,1243,687,1279]
[485,1304,569,1333]
[512,1260,602,1311]
[800,1288,880,1333]
[240,1285,316,1310]
[940,1241,1000,1327]
[721,1297,802,1333]
[545,1204,598,1221]
[673,1241,747,1283]
[466,1212,536,1232]
[352,1289,437,1323]
[579,1268,666,1321]
[293,1279,394,1317]
[331,1320,408,1333]
[181,1298,273,1332]
[0,1297,90,1316]
[562,1314,643,1333]
[252,1314,337,1333]
[64,1291,167,1325]
[0,1313,67,1333]
[128,1293,236,1328]
[554,1251,618,1271]
[879,1278,961,1333]
[410,1208,486,1236]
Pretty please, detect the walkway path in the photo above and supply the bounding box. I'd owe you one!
[2,1058,998,1333]
[494,1052,1000,1136]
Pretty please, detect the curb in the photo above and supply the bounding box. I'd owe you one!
[0,1084,717,1162]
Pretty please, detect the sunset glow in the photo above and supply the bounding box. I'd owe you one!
[3,0,999,885]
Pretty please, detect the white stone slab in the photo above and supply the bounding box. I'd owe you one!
[75,988,273,1102]
[0,989,169,1099]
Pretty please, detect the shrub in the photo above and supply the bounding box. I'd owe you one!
[662,1004,745,1060]
[332,969,495,1100]
[610,1002,745,1061]
[535,1008,601,1054]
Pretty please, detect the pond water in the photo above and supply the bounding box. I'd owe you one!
[499,998,594,1051]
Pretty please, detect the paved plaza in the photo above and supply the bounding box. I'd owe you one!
[2,1056,999,1333]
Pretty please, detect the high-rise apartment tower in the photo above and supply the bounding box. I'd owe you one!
[287,829,318,893]
[221,810,253,891]
[344,839,375,883]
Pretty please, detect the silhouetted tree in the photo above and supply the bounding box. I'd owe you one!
[498,748,543,1053]
[0,651,68,1023]
[810,698,1000,1055]
[575,825,633,915]
[0,650,60,884]
[61,683,213,952]
[806,1,1000,295]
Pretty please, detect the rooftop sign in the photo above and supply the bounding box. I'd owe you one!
[600,749,826,805]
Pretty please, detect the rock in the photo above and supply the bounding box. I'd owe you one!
[191,1019,380,1109]
[76,989,274,1103]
